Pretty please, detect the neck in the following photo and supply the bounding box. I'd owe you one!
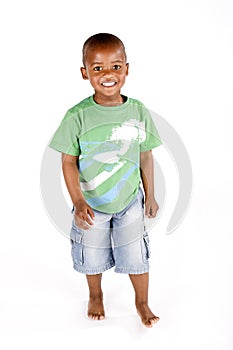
[93,93,124,106]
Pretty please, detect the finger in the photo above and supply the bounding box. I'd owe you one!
[154,206,159,217]
[145,207,150,217]
[149,209,157,218]
[87,207,95,220]
[75,218,90,230]
[151,207,158,218]
[75,213,90,230]
[146,207,157,218]
[84,213,94,226]
[81,222,91,230]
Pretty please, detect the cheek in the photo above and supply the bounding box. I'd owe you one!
[118,69,128,78]
[118,73,127,83]
[89,76,99,86]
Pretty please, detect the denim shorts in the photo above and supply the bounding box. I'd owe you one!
[70,188,150,275]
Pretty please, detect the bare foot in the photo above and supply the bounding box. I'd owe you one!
[136,303,160,328]
[88,295,105,320]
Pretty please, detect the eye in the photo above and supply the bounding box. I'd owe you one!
[93,66,102,71]
[112,65,121,70]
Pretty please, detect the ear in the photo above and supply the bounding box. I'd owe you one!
[80,67,89,80]
[125,63,129,76]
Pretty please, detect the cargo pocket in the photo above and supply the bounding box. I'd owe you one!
[70,222,84,266]
[141,231,151,263]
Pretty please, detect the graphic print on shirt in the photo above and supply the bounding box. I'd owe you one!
[79,119,146,207]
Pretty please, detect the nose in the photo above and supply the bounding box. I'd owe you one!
[102,68,113,77]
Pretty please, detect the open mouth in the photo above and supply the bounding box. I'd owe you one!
[101,82,117,87]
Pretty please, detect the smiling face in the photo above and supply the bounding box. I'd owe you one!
[80,44,129,106]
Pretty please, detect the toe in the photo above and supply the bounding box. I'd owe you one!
[88,312,95,320]
[98,312,105,320]
[144,316,160,328]
[88,312,104,320]
[150,316,159,324]
[144,320,153,328]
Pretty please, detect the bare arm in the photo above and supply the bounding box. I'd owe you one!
[140,150,159,218]
[62,153,94,229]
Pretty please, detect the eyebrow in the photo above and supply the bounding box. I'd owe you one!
[90,59,124,67]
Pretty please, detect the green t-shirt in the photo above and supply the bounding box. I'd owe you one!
[49,95,162,213]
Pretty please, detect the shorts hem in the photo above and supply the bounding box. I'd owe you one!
[114,265,149,274]
[73,261,115,275]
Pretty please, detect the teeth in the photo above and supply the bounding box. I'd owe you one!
[102,82,116,87]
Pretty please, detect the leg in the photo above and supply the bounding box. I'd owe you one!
[129,272,159,328]
[86,274,105,320]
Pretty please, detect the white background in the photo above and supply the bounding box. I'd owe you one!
[0,0,233,349]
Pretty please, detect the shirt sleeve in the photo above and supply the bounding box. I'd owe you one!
[49,110,81,156]
[139,104,162,152]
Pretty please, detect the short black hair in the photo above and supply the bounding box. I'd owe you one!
[82,33,127,66]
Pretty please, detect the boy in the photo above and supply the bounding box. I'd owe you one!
[49,33,161,328]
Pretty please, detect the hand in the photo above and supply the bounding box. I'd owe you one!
[74,200,95,230]
[145,197,159,218]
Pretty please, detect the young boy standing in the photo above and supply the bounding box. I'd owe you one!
[49,33,161,328]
